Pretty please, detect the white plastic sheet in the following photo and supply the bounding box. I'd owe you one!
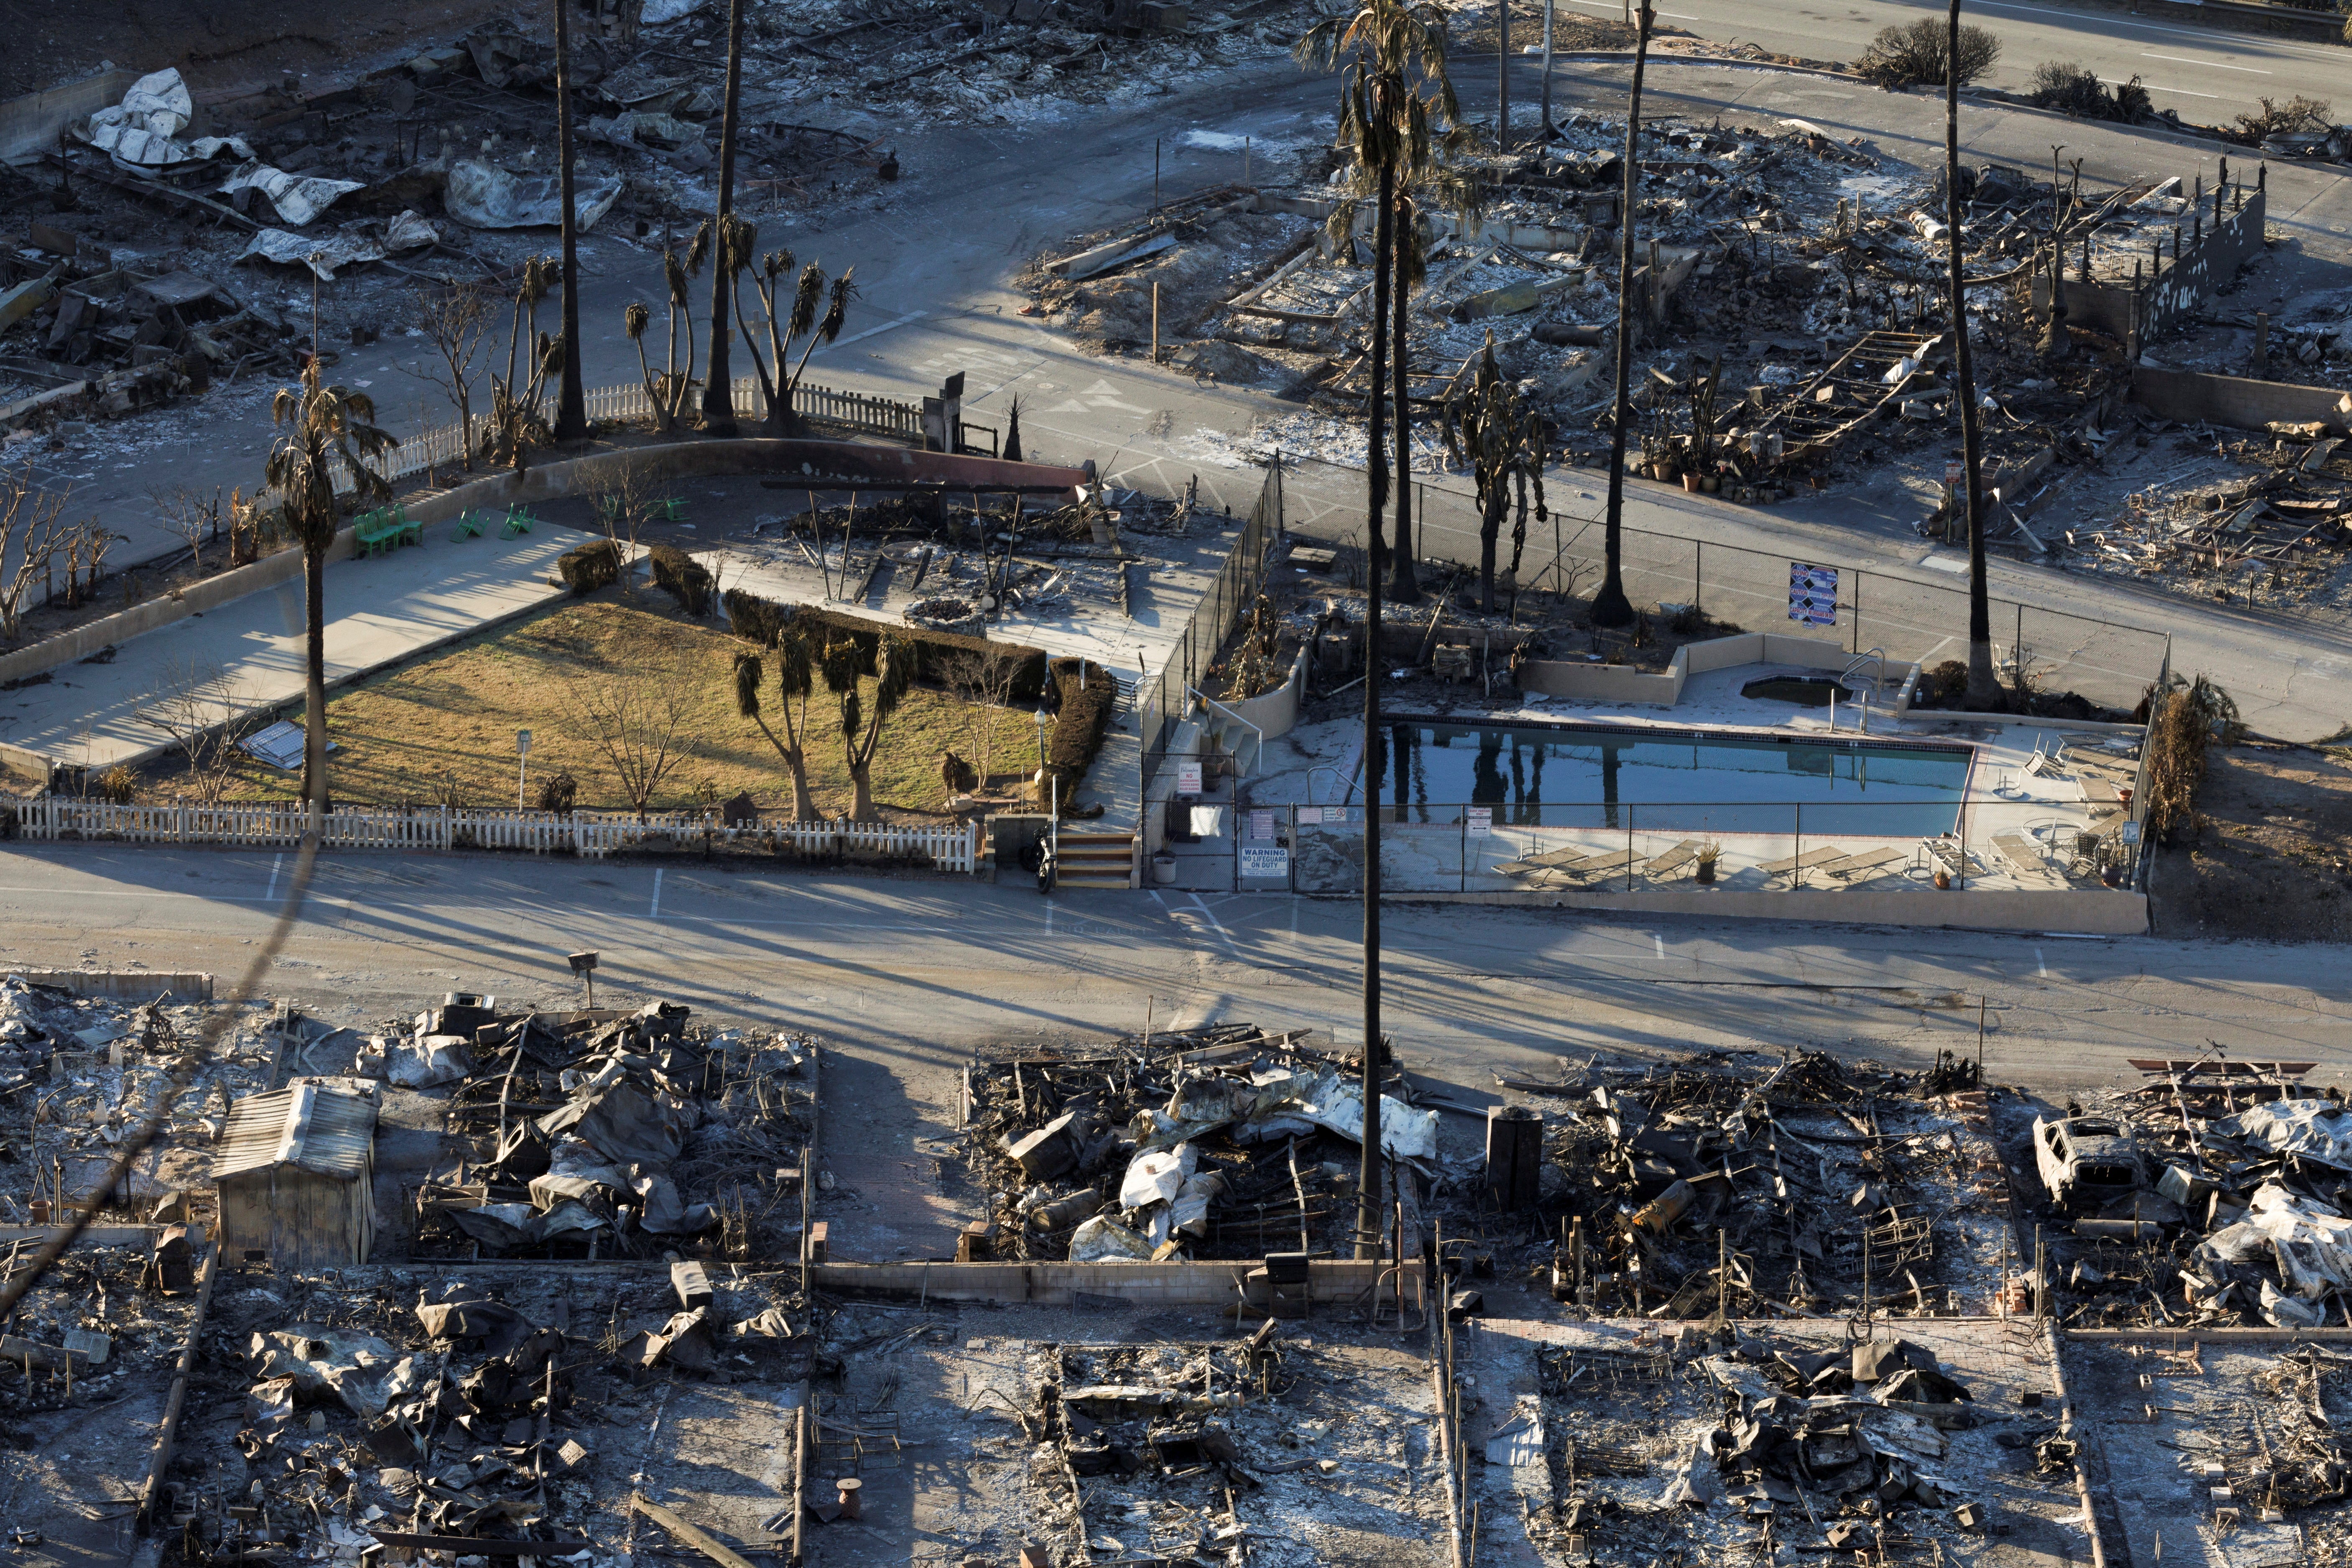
[384,1033,471,1088]
[444,159,623,231]
[239,228,386,280]
[223,164,365,228]
[2197,1180,2352,1301]
[1119,1142,1193,1210]
[384,210,442,252]
[2216,1099,2352,1171]
[1069,1213,1153,1262]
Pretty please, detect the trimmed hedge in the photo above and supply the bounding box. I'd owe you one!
[557,539,622,595]
[723,588,794,647]
[649,543,713,617]
[1038,656,1117,806]
[724,590,1051,701]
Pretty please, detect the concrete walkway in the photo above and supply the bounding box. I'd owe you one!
[0,523,587,770]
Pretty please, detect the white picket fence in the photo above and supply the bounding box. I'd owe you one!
[13,799,983,871]
[337,374,925,495]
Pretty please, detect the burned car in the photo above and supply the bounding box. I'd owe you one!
[2032,1115,2149,1213]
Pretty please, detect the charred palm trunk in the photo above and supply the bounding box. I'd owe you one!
[702,0,748,435]
[1390,197,1420,603]
[1355,162,1395,1263]
[1592,3,1651,629]
[552,0,587,441]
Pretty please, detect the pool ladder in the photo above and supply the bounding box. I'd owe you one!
[1842,648,1887,702]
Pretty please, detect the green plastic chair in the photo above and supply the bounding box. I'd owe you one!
[353,508,397,557]
[650,497,686,523]
[451,510,487,541]
[500,506,537,538]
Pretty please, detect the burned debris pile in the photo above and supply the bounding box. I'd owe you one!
[390,997,814,1262]
[170,1262,820,1565]
[2013,1061,2352,1331]
[1501,1319,2070,1568]
[1535,1050,2003,1321]
[997,1324,1444,1564]
[960,1024,1436,1263]
[0,976,290,1216]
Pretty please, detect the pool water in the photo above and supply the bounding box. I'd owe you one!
[1352,719,1973,838]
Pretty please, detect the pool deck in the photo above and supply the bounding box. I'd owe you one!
[1241,663,2145,901]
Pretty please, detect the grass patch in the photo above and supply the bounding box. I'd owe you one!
[137,599,1030,818]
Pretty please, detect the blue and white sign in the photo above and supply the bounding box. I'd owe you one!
[1788,563,1839,627]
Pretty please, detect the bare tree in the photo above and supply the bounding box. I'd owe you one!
[62,517,127,609]
[592,459,663,600]
[151,484,223,577]
[408,284,489,471]
[568,672,691,822]
[137,660,250,806]
[941,650,1018,790]
[625,224,711,433]
[0,462,70,640]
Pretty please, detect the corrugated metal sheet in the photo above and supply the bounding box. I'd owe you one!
[215,1083,377,1180]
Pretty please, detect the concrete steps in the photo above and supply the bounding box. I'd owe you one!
[1056,831,1135,890]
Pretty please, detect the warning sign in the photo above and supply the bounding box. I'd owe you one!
[1788,563,1839,627]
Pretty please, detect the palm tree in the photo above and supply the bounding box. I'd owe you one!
[552,0,587,442]
[702,0,750,436]
[1590,0,1654,629]
[1298,0,1458,1261]
[1948,0,1997,709]
[732,625,820,821]
[819,635,911,822]
[265,364,397,812]
[627,226,709,432]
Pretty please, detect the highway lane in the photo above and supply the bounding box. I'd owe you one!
[0,845,2344,1090]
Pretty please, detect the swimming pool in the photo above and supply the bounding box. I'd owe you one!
[1349,718,1974,838]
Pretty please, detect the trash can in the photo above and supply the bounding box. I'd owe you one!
[1152,851,1178,886]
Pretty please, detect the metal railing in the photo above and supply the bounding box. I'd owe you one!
[1135,459,1281,770]
[1284,455,2172,717]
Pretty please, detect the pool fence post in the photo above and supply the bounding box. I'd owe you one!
[2015,602,2025,678]
[1793,803,1802,891]
[1851,572,1861,655]
[1626,807,1635,892]
[1289,803,1298,893]
[1693,541,1702,617]
[1460,813,1468,892]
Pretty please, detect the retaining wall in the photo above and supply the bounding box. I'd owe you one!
[810,1257,1399,1306]
[1517,631,1920,710]
[12,968,214,1002]
[1370,884,2148,936]
[0,438,1091,694]
[0,69,136,163]
[2128,367,2352,434]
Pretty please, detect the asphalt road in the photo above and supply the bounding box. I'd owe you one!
[8,844,2345,1094]
[1607,0,2349,109]
[20,22,2351,737]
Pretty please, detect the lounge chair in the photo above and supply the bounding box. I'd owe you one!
[1755,846,1844,885]
[1813,846,1911,887]
[2080,776,2121,806]
[1642,839,1709,882]
[1515,853,1639,891]
[1991,834,2068,889]
[1921,839,1972,880]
